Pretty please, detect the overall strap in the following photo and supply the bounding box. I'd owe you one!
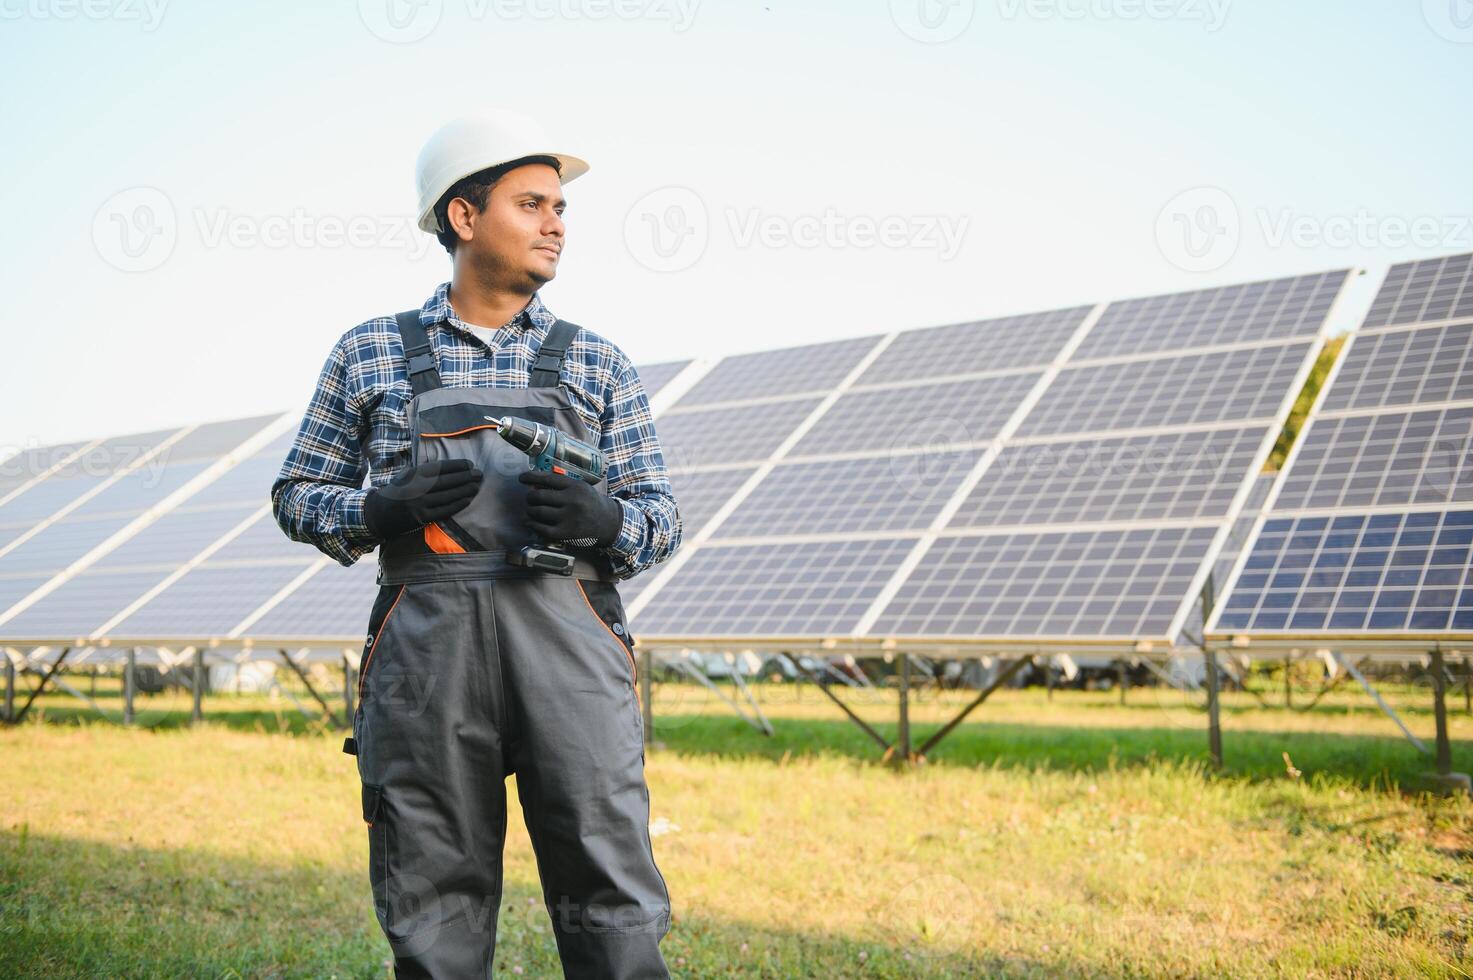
[528,318,581,389]
[394,310,442,395]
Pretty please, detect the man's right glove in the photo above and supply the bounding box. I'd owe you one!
[364,458,484,542]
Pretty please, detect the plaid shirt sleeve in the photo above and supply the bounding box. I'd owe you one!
[599,357,682,579]
[270,337,379,567]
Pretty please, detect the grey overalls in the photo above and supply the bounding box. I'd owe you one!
[342,309,672,979]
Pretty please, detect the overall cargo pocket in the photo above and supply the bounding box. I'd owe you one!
[576,579,637,683]
[361,782,390,927]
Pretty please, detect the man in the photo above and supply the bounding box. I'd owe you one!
[271,109,680,978]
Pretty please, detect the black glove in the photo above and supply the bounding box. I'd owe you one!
[365,459,483,541]
[518,469,624,547]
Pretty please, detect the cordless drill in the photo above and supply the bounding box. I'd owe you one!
[495,415,609,575]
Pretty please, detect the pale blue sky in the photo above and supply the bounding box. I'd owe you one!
[1,0,1469,452]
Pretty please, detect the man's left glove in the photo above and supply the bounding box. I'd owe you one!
[518,469,624,548]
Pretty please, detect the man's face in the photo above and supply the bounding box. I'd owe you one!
[451,161,566,288]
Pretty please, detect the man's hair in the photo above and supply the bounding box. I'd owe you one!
[433,154,564,255]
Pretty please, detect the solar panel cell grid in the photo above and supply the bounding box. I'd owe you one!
[110,562,314,638]
[0,516,134,574]
[675,335,882,406]
[1274,408,1473,510]
[630,537,914,636]
[854,307,1089,385]
[792,373,1042,457]
[1320,323,1473,413]
[717,454,975,538]
[667,467,759,537]
[1019,343,1310,437]
[91,505,257,569]
[1363,254,1473,328]
[659,398,822,469]
[1214,511,1473,632]
[66,461,212,518]
[870,526,1216,639]
[155,414,280,462]
[0,473,116,525]
[0,568,170,637]
[950,427,1268,528]
[248,560,379,637]
[1076,271,1344,359]
[634,360,689,398]
[207,516,308,563]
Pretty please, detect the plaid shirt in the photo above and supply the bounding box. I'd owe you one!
[270,281,681,579]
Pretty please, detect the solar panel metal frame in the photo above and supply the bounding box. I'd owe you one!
[1206,255,1473,652]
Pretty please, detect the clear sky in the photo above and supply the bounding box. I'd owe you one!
[1,0,1469,453]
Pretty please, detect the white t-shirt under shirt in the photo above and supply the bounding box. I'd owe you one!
[461,322,500,348]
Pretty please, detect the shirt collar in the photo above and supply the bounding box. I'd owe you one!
[419,280,557,343]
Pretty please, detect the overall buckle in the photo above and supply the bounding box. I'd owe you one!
[507,545,576,576]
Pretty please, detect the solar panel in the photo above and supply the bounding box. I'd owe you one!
[155,414,284,462]
[0,576,51,616]
[1318,322,1473,412]
[109,561,313,639]
[667,467,760,536]
[247,559,379,639]
[1363,253,1473,328]
[1075,271,1344,359]
[634,360,689,398]
[657,397,822,469]
[870,526,1218,640]
[91,505,261,569]
[674,335,882,407]
[0,473,118,526]
[853,306,1089,385]
[182,452,288,508]
[1212,511,1473,632]
[0,516,135,574]
[791,373,1043,457]
[65,461,213,518]
[0,568,173,638]
[1209,252,1473,643]
[718,455,974,538]
[628,537,915,638]
[949,426,1270,528]
[0,415,288,639]
[0,439,92,496]
[1018,343,1313,437]
[1272,408,1473,510]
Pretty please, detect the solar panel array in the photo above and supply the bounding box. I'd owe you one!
[1,267,1354,651]
[0,415,304,642]
[628,269,1346,646]
[1209,253,1473,640]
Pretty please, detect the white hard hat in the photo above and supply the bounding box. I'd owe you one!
[414,110,590,234]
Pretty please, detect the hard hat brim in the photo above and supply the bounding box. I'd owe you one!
[416,152,589,235]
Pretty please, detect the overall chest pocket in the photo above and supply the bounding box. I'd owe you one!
[411,401,573,553]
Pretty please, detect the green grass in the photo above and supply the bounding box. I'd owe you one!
[2,680,1471,977]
